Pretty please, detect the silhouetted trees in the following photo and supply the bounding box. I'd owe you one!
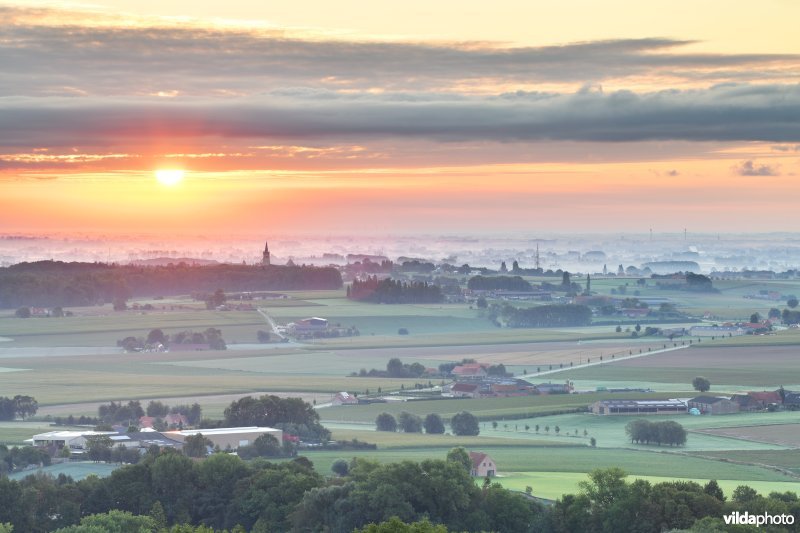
[625,419,687,446]
[0,395,37,420]
[467,275,533,292]
[221,395,329,442]
[349,277,443,303]
[0,261,342,308]
[502,304,592,327]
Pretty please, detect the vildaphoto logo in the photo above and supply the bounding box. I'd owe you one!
[723,511,795,527]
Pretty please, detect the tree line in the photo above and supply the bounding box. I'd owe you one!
[348,277,443,303]
[0,456,797,532]
[625,419,687,446]
[0,261,342,308]
[501,304,592,328]
[0,395,37,421]
[94,400,203,428]
[210,395,330,443]
[546,467,799,532]
[375,411,479,436]
[118,328,227,352]
[467,275,533,292]
[0,450,543,532]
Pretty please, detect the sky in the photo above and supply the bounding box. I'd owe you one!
[2,1,800,236]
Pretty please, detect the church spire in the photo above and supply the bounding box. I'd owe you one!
[262,241,271,266]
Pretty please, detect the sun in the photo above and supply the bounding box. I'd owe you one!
[155,169,184,186]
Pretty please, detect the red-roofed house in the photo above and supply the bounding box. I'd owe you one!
[332,392,359,405]
[748,391,782,407]
[452,363,488,378]
[164,413,189,428]
[469,451,497,477]
[451,383,480,398]
[138,416,156,429]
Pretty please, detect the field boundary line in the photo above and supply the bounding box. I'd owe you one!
[529,343,691,378]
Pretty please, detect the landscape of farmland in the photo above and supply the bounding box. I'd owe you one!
[2,275,800,510]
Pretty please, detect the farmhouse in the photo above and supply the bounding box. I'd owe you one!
[687,396,740,415]
[450,383,481,398]
[535,382,573,395]
[731,391,782,411]
[783,392,800,409]
[164,426,282,450]
[289,317,329,332]
[332,391,359,405]
[689,325,749,337]
[451,363,488,378]
[469,451,497,477]
[591,399,687,416]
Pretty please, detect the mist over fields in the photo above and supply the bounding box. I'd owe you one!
[4,232,800,275]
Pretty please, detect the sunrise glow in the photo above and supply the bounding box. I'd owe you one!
[155,169,184,187]
[0,1,799,235]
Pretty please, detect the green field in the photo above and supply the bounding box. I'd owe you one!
[546,344,800,388]
[494,472,800,501]
[2,282,800,501]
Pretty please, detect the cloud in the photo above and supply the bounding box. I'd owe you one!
[1,5,800,96]
[734,160,780,176]
[771,144,800,152]
[2,83,800,150]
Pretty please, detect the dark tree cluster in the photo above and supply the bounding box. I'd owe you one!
[0,451,323,532]
[782,308,800,325]
[96,400,201,428]
[625,419,687,446]
[357,358,426,378]
[342,258,394,277]
[220,395,330,442]
[0,395,38,421]
[0,444,51,475]
[375,412,465,435]
[467,275,533,292]
[399,260,436,273]
[0,455,796,532]
[118,327,227,351]
[292,457,543,532]
[502,304,592,328]
[547,467,800,533]
[0,261,342,308]
[652,272,717,293]
[0,451,548,532]
[348,277,443,304]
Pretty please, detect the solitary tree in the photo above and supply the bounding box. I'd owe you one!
[331,459,349,477]
[423,413,445,434]
[788,297,799,309]
[375,412,397,432]
[450,411,480,436]
[692,376,711,393]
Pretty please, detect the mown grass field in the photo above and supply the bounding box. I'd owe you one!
[494,472,800,501]
[687,449,800,476]
[300,445,796,484]
[548,345,800,388]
